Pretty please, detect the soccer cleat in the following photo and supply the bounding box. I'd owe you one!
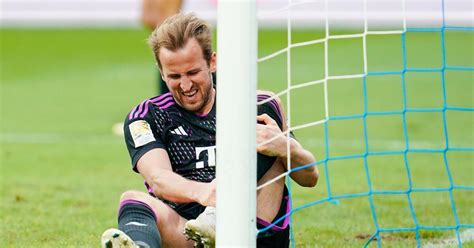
[101,228,139,248]
[184,207,216,248]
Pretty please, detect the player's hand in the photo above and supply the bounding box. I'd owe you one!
[198,179,216,207]
[256,114,287,158]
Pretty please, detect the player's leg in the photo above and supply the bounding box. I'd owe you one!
[181,159,288,247]
[120,190,195,248]
[102,195,160,248]
[102,190,195,248]
[257,158,286,225]
[256,159,290,248]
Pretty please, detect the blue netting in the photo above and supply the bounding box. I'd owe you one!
[257,0,473,246]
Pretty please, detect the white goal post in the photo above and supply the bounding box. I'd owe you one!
[216,0,257,247]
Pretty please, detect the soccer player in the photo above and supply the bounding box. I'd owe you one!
[101,13,318,248]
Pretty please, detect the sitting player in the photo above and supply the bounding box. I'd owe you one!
[101,13,318,248]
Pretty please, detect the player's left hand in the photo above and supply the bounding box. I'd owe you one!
[256,114,288,158]
[197,179,216,207]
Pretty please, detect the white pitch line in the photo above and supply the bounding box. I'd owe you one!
[424,229,474,248]
[0,133,64,144]
[0,133,122,144]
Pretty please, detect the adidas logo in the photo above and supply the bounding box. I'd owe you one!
[170,126,188,136]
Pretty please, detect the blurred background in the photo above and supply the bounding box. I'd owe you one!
[1,0,472,28]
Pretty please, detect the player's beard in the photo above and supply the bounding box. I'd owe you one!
[178,74,214,114]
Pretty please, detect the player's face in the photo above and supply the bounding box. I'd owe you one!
[159,38,216,115]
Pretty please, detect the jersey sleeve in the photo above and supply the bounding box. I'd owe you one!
[256,94,295,181]
[257,98,284,130]
[257,94,294,139]
[124,101,165,172]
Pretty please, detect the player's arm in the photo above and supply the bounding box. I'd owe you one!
[136,148,216,207]
[256,114,318,187]
[124,105,214,206]
[283,137,318,187]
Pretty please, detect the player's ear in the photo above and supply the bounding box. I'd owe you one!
[210,52,217,72]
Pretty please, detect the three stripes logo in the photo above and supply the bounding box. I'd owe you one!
[170,126,188,136]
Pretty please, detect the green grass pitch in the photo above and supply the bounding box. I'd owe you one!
[1,28,472,247]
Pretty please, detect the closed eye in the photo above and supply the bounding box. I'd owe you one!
[168,74,181,80]
[187,69,201,76]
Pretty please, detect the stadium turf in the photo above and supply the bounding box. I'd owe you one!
[1,28,472,247]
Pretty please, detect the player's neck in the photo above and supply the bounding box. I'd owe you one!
[194,88,215,116]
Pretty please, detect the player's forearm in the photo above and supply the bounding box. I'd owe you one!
[290,140,316,168]
[148,170,211,205]
[284,139,319,187]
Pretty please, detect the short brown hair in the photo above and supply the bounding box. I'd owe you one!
[148,13,213,70]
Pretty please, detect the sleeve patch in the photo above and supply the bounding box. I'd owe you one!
[129,120,156,148]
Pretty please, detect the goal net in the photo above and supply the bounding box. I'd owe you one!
[254,0,473,246]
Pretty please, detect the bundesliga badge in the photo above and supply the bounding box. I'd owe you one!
[129,120,156,148]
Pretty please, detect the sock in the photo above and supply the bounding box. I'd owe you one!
[118,200,161,248]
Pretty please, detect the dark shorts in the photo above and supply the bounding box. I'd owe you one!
[257,223,290,248]
[256,191,290,248]
[169,202,206,220]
